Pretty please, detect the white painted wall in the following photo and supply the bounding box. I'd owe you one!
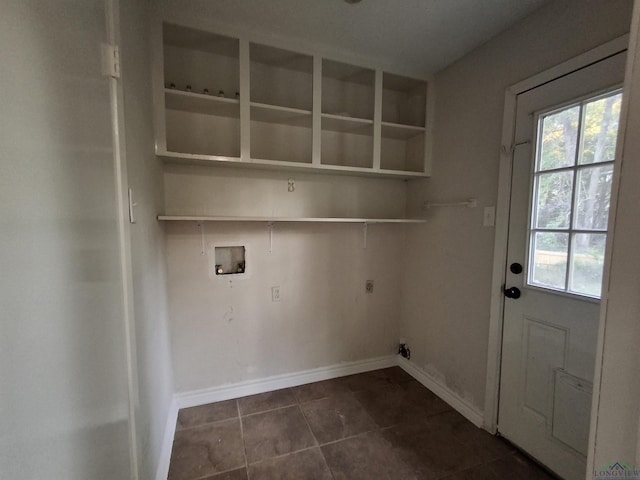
[164,166,407,392]
[164,165,408,219]
[0,1,132,478]
[401,0,634,412]
[119,0,175,478]
[589,0,640,473]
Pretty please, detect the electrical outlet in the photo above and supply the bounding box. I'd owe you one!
[271,286,281,302]
[365,280,374,293]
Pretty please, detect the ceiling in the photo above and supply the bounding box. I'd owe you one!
[163,0,551,75]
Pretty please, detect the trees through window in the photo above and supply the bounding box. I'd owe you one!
[529,90,621,298]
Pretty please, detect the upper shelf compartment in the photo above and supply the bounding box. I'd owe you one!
[163,24,240,158]
[250,43,313,164]
[322,59,375,120]
[250,43,313,112]
[380,73,428,173]
[382,72,427,127]
[163,23,240,100]
[321,60,375,169]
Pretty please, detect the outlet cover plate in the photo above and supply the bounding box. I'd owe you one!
[271,286,281,302]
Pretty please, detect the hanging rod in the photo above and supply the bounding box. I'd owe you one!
[423,198,478,209]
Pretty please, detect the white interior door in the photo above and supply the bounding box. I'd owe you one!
[498,52,626,480]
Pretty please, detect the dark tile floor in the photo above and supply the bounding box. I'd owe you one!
[168,367,555,480]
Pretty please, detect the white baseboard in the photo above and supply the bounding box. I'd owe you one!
[174,355,397,409]
[154,397,178,480]
[155,354,485,480]
[397,356,484,427]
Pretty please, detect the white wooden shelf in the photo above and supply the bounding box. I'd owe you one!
[158,215,426,224]
[250,102,312,126]
[382,121,426,140]
[165,89,240,117]
[321,113,373,134]
[159,150,427,178]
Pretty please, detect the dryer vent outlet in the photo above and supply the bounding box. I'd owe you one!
[398,343,411,360]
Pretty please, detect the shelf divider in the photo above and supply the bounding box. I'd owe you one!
[312,55,322,167]
[373,69,383,170]
[240,39,251,162]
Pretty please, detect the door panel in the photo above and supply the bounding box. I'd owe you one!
[498,52,626,480]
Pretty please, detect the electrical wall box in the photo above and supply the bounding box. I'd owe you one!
[213,246,246,276]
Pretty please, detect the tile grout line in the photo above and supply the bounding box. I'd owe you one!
[295,399,339,479]
[246,445,319,467]
[294,385,338,480]
[236,399,251,480]
[177,376,410,432]
[247,426,384,468]
[239,391,299,418]
[175,415,239,433]
[315,425,382,449]
[295,403,320,448]
[188,464,247,480]
[240,427,384,473]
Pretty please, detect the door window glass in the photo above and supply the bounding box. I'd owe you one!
[528,90,621,298]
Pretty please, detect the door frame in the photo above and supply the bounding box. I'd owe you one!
[483,34,630,436]
[106,0,141,477]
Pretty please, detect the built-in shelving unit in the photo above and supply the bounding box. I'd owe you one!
[158,215,426,224]
[154,21,432,179]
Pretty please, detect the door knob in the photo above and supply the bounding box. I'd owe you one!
[504,287,521,299]
[510,262,523,274]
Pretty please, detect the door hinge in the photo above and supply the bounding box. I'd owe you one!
[101,43,120,79]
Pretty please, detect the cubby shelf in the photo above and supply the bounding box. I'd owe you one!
[321,113,374,134]
[158,215,426,224]
[165,89,240,117]
[382,121,426,140]
[250,102,312,126]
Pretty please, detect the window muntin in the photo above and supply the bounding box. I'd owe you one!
[528,90,621,298]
